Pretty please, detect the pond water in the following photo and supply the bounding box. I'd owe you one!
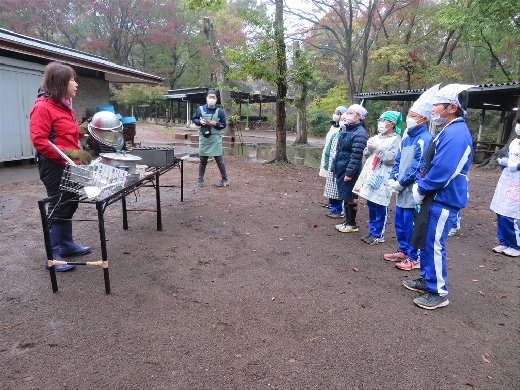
[170,141,324,168]
[226,143,323,167]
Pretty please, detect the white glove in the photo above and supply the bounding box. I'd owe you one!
[497,157,508,166]
[507,161,518,172]
[412,183,425,204]
[366,137,380,152]
[388,179,404,192]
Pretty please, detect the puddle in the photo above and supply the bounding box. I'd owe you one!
[170,141,323,168]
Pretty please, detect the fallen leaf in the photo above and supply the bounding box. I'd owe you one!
[353,268,359,272]
[472,279,478,282]
[482,354,492,364]
[500,295,507,299]
[313,224,318,228]
[464,381,474,387]
[271,297,275,301]
[172,293,177,297]
[235,354,241,358]
[478,265,485,268]
[478,291,486,296]
[123,251,131,254]
[273,225,279,228]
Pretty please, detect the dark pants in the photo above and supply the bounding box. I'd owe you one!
[38,156,78,223]
[199,155,227,180]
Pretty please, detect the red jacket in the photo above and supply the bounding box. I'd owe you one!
[30,95,81,165]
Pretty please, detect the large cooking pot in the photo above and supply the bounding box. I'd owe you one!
[99,153,142,175]
[88,111,124,148]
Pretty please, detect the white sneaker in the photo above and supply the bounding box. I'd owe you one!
[502,247,520,257]
[492,245,509,253]
[335,222,347,230]
[448,227,460,237]
[337,224,359,233]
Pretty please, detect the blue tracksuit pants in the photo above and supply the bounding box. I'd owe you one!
[329,198,343,214]
[419,203,458,297]
[496,214,520,250]
[394,206,419,261]
[367,200,387,238]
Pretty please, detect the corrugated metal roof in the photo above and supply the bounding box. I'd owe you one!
[0,28,162,84]
[354,82,520,111]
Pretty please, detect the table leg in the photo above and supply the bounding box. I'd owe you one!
[155,171,162,231]
[96,202,111,294]
[38,200,58,293]
[122,195,128,230]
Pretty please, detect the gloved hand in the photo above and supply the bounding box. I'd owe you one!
[366,137,380,152]
[497,157,508,166]
[507,161,518,172]
[388,179,404,192]
[63,148,93,165]
[412,183,425,204]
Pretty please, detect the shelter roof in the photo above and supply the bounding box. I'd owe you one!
[165,88,279,104]
[0,28,162,84]
[354,82,520,111]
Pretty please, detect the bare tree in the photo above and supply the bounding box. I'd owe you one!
[203,17,234,136]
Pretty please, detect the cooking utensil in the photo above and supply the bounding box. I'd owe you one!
[84,181,124,198]
[48,141,76,166]
[87,111,124,148]
[99,152,142,174]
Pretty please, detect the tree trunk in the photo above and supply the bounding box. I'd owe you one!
[294,80,308,144]
[293,41,308,145]
[203,17,234,137]
[271,0,288,163]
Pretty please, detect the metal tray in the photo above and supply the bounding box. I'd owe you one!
[130,147,175,167]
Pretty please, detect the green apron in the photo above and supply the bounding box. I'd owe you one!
[199,107,223,157]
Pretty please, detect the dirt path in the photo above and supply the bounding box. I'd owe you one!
[0,125,518,389]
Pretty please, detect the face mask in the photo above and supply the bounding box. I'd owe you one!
[338,121,346,128]
[406,117,419,130]
[345,115,356,124]
[332,114,340,122]
[377,122,387,133]
[431,108,448,126]
[515,124,520,136]
[207,98,217,107]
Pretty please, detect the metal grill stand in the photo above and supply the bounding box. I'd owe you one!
[38,158,183,294]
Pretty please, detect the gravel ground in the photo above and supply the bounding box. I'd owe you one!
[0,124,518,389]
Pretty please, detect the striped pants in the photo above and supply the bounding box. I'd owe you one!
[420,203,458,297]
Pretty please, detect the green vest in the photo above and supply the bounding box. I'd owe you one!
[199,106,223,157]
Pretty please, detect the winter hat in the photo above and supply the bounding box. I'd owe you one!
[348,104,368,120]
[409,84,441,119]
[379,111,403,134]
[433,83,476,115]
[336,106,347,115]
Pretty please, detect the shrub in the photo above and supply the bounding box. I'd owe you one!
[308,109,332,137]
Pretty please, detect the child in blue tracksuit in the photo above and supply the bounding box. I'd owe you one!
[384,84,439,270]
[406,84,475,310]
[490,119,520,257]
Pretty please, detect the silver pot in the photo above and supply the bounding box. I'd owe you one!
[99,153,142,175]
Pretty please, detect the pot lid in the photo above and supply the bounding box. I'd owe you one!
[100,153,142,161]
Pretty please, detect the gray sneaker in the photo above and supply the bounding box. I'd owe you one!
[413,292,449,310]
[218,179,229,187]
[197,179,204,187]
[402,277,426,293]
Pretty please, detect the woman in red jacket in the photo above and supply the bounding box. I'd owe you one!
[30,62,92,272]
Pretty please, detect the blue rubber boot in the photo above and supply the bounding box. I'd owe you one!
[45,224,75,272]
[59,221,91,257]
